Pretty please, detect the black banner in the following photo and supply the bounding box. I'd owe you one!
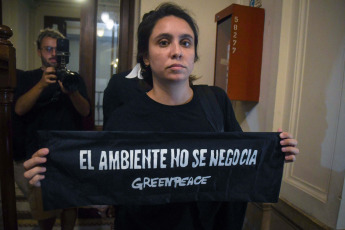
[39,131,284,210]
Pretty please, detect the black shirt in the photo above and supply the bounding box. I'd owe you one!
[103,72,151,126]
[14,68,89,158]
[105,85,246,230]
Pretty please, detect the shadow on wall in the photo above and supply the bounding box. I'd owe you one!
[231,101,258,132]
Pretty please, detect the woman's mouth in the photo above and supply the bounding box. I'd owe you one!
[167,64,185,70]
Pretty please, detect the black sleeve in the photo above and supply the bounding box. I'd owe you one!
[14,69,32,101]
[209,86,242,132]
[12,69,28,161]
[103,71,131,127]
[77,74,90,101]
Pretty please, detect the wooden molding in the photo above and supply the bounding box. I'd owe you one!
[244,198,332,230]
[283,0,330,203]
[118,0,135,73]
[0,24,18,230]
[272,198,333,230]
[79,0,97,130]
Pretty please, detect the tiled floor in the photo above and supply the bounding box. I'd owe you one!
[0,184,114,230]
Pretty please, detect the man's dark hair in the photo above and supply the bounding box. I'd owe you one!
[137,3,199,86]
[36,28,65,49]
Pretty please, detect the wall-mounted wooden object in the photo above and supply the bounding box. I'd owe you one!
[214,4,265,102]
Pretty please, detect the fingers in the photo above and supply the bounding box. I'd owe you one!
[279,131,294,140]
[58,80,69,94]
[45,67,56,76]
[282,146,299,155]
[282,146,299,162]
[23,157,47,175]
[278,129,298,147]
[24,168,46,186]
[284,153,296,163]
[41,67,57,86]
[23,148,49,187]
[277,129,299,163]
[23,148,49,170]
[58,80,65,92]
[33,147,49,157]
[280,138,298,147]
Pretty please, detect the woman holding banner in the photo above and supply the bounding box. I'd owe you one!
[24,3,299,230]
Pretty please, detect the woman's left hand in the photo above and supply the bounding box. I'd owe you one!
[278,128,299,163]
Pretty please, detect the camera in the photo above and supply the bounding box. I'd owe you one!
[56,38,80,92]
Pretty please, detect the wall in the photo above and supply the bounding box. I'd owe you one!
[237,0,345,229]
[232,0,283,133]
[2,0,81,71]
[277,0,345,228]
[141,0,345,229]
[30,2,81,69]
[2,0,32,70]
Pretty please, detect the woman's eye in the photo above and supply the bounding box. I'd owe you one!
[181,40,191,47]
[159,40,169,47]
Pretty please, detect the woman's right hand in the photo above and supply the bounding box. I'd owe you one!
[23,148,49,187]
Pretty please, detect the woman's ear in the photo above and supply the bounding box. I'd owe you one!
[143,55,150,66]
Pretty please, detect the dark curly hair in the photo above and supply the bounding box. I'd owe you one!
[137,3,199,86]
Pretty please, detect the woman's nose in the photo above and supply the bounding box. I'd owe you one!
[171,42,183,59]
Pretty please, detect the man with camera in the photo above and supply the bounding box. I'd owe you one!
[14,28,90,230]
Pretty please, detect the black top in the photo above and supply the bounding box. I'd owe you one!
[14,68,89,159]
[103,72,151,126]
[104,85,246,230]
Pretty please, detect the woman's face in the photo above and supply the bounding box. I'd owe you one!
[144,16,195,85]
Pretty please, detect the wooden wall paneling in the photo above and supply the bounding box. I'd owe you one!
[79,0,97,129]
[0,24,18,230]
[118,0,135,73]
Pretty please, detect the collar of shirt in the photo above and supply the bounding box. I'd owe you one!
[125,63,143,79]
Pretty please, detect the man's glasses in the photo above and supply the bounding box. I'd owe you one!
[41,46,57,54]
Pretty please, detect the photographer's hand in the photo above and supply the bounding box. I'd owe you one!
[58,80,90,117]
[15,67,57,116]
[58,80,71,95]
[40,67,57,87]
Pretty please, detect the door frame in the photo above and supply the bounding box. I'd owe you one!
[79,0,135,130]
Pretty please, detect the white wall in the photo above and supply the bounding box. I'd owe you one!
[276,0,345,228]
[237,0,345,228]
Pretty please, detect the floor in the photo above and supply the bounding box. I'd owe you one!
[1,184,114,230]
